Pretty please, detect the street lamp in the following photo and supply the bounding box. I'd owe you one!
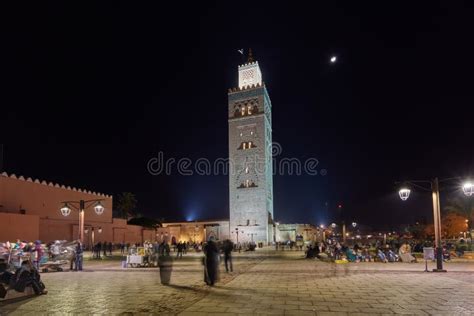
[231,228,244,243]
[399,188,411,201]
[397,177,473,272]
[352,222,357,228]
[59,199,105,243]
[94,202,105,215]
[463,182,473,197]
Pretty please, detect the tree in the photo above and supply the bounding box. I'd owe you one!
[423,212,467,240]
[115,192,137,219]
[442,212,468,239]
[127,217,162,229]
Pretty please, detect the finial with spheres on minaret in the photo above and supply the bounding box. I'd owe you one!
[247,48,254,63]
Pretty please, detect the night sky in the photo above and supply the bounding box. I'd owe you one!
[2,1,474,228]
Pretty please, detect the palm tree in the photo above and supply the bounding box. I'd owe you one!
[115,192,138,219]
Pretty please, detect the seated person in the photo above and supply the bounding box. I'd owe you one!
[345,248,357,262]
[386,249,397,262]
[377,249,388,263]
[0,261,13,282]
[11,260,47,295]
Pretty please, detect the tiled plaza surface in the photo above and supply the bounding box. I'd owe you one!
[1,250,473,315]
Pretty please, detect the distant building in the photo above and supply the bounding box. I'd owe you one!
[156,220,230,244]
[0,172,154,245]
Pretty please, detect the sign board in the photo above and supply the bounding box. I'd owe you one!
[127,255,143,264]
[423,247,435,260]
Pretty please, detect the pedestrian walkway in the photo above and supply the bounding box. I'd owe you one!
[1,250,473,315]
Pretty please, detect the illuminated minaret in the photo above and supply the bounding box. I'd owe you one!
[228,50,274,244]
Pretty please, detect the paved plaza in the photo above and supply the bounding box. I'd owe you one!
[1,250,473,315]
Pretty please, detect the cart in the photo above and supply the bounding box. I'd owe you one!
[125,246,156,268]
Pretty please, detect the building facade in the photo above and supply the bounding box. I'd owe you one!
[0,172,154,245]
[228,54,274,244]
[157,220,230,244]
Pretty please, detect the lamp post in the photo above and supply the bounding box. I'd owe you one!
[60,199,105,244]
[232,227,244,243]
[247,233,256,242]
[338,204,346,243]
[398,178,473,272]
[85,226,102,255]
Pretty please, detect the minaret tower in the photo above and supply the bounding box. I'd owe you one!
[228,50,274,244]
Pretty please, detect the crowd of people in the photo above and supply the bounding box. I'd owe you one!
[303,238,465,263]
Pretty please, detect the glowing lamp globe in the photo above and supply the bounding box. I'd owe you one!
[462,182,473,197]
[352,222,357,228]
[94,202,105,215]
[60,203,71,217]
[399,188,411,201]
[331,223,336,228]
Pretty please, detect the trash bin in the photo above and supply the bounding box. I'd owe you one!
[158,255,173,285]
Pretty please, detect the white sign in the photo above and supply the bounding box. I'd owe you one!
[423,247,435,260]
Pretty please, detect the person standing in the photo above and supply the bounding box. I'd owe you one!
[108,242,113,256]
[158,241,173,285]
[103,241,108,257]
[97,242,102,259]
[203,236,220,286]
[120,242,125,255]
[69,246,76,271]
[75,241,83,271]
[33,241,43,270]
[223,239,234,273]
[176,242,183,259]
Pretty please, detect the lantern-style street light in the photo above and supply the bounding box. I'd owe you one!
[59,199,105,243]
[398,188,411,201]
[463,182,473,197]
[397,177,473,272]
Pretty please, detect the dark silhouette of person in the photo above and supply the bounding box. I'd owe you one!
[176,242,183,258]
[223,239,234,272]
[203,236,220,286]
[75,241,83,271]
[97,242,102,259]
[103,241,108,257]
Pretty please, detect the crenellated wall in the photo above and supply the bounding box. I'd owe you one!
[0,172,153,244]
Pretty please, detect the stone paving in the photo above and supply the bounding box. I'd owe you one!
[1,250,473,315]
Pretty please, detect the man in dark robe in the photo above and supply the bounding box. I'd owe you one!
[203,236,219,286]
